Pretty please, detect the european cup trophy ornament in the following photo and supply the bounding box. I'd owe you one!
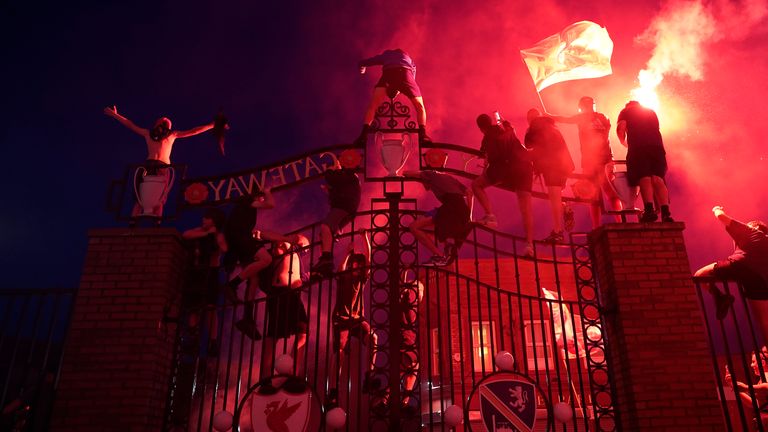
[133,166,175,216]
[376,132,411,176]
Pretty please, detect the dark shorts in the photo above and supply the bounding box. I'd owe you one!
[541,170,569,188]
[263,286,309,338]
[375,67,421,99]
[323,207,354,234]
[433,194,471,243]
[485,162,533,192]
[332,319,371,351]
[627,146,667,187]
[184,267,220,307]
[714,259,768,300]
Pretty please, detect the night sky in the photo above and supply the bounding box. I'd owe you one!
[2,0,767,289]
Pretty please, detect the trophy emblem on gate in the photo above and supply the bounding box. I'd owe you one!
[376,132,411,176]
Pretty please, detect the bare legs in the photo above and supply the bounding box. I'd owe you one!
[547,186,564,233]
[409,217,442,256]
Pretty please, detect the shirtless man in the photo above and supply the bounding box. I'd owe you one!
[103,105,214,218]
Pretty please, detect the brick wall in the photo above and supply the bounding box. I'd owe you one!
[590,222,724,431]
[51,228,186,432]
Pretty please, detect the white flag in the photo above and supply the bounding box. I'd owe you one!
[520,21,614,92]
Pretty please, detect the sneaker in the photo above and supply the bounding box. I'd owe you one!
[310,256,334,278]
[523,242,534,258]
[235,318,262,340]
[444,243,458,260]
[543,230,565,243]
[661,215,675,223]
[423,255,450,267]
[639,210,658,223]
[563,203,575,232]
[478,214,498,228]
[714,293,735,320]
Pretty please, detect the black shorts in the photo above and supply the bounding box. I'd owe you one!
[433,194,471,243]
[714,259,768,300]
[263,286,309,338]
[323,208,354,234]
[375,67,421,99]
[485,163,533,192]
[627,146,667,187]
[541,170,569,188]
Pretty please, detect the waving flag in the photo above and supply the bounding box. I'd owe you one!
[520,21,614,92]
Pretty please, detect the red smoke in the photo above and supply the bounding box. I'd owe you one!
[277,0,768,270]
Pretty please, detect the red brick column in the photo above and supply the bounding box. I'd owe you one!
[590,223,724,431]
[51,228,186,432]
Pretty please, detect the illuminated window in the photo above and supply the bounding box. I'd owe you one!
[523,320,555,371]
[471,321,494,373]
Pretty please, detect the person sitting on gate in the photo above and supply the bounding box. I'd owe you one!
[404,149,472,267]
[103,105,215,219]
[695,206,768,327]
[260,234,310,379]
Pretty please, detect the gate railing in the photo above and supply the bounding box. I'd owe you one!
[695,277,768,432]
[0,288,76,432]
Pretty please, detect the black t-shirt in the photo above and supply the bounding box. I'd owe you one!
[333,272,367,323]
[480,125,528,167]
[192,233,219,267]
[726,220,768,283]
[524,117,574,176]
[325,168,361,214]
[617,103,664,150]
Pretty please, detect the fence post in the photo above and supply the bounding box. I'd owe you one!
[589,222,725,431]
[51,228,186,432]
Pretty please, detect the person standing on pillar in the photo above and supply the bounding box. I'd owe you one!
[310,159,361,278]
[695,206,768,328]
[472,113,535,256]
[525,108,575,243]
[103,105,215,220]
[548,96,622,228]
[616,100,673,222]
[354,48,431,145]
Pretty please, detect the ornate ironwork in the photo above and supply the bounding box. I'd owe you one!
[371,99,419,132]
[570,232,617,431]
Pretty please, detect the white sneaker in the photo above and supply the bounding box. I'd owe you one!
[479,214,498,228]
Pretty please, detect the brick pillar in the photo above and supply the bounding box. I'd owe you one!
[590,222,724,431]
[51,228,186,432]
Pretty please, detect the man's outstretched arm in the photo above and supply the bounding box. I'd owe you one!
[175,121,215,138]
[712,206,733,227]
[104,106,146,136]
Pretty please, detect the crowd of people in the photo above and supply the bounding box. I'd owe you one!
[109,48,768,420]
